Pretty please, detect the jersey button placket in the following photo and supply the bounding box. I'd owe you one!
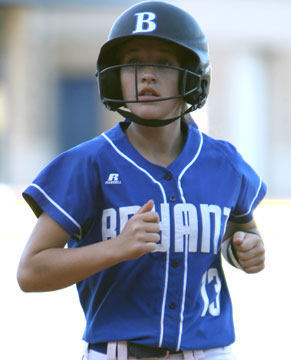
[163,171,181,339]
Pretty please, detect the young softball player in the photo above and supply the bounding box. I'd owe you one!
[17,2,266,359]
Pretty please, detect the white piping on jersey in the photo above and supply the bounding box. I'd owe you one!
[176,235,189,351]
[30,183,82,240]
[231,177,263,218]
[176,130,203,351]
[158,247,170,347]
[102,132,169,348]
[177,131,204,203]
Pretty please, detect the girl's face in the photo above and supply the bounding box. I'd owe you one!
[120,39,183,121]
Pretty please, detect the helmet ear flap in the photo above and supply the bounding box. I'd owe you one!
[178,51,209,109]
[195,79,209,109]
[182,72,200,105]
[179,69,209,109]
[97,66,123,110]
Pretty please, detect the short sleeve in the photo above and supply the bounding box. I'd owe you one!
[23,144,99,240]
[221,142,267,224]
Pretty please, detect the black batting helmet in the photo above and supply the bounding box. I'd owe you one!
[96,1,211,126]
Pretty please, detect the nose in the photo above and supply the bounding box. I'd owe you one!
[139,65,156,83]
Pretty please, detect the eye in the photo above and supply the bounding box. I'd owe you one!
[126,58,138,64]
[122,55,140,65]
[157,55,180,67]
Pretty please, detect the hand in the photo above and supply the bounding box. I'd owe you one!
[232,231,265,273]
[114,200,160,261]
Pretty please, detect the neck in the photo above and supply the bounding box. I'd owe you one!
[125,120,187,167]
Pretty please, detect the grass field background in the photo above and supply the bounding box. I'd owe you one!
[1,184,289,359]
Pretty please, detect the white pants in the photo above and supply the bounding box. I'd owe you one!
[83,342,236,360]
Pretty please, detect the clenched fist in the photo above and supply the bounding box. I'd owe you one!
[114,199,161,261]
[232,231,265,273]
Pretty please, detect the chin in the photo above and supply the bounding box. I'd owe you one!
[127,101,182,121]
[136,112,161,120]
[128,104,161,120]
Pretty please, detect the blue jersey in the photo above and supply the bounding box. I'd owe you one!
[23,121,266,351]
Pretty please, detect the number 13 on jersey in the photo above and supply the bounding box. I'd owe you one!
[200,268,222,317]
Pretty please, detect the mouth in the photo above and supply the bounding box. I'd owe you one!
[138,87,160,100]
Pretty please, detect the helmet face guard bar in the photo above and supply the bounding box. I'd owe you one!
[98,63,201,107]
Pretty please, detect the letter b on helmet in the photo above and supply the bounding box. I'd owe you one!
[132,12,157,33]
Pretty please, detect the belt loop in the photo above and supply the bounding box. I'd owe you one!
[107,342,117,360]
[117,341,128,360]
[183,350,195,360]
[84,342,90,356]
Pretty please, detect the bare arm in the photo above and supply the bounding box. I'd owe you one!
[222,219,265,273]
[17,200,160,292]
